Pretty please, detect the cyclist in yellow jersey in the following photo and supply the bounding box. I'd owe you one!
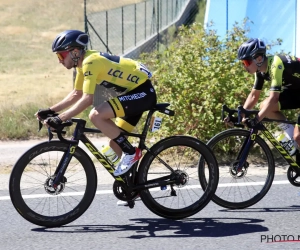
[35,30,157,176]
[226,38,300,150]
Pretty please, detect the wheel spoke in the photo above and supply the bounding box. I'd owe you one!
[139,136,218,219]
[9,141,97,227]
[203,129,274,209]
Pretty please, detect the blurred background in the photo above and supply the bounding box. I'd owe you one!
[0,0,298,139]
[205,0,299,56]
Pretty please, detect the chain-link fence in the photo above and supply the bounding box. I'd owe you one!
[84,0,199,105]
[85,0,198,57]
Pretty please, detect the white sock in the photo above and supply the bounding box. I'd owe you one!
[278,123,296,145]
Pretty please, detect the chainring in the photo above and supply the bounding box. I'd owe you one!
[287,166,300,187]
[113,180,139,201]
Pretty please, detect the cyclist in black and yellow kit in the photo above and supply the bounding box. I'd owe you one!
[228,38,300,151]
[36,30,157,176]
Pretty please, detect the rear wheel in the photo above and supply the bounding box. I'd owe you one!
[138,136,219,219]
[9,141,97,227]
[200,129,275,209]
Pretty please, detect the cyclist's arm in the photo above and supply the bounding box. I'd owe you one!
[50,89,83,112]
[243,89,261,110]
[243,71,264,110]
[255,56,284,121]
[57,61,97,121]
[58,93,93,121]
[256,91,280,121]
[50,67,85,112]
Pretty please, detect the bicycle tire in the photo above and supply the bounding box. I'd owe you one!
[138,135,219,219]
[9,141,97,227]
[200,129,275,209]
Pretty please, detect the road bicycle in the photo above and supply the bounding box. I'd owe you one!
[9,103,219,227]
[199,104,300,209]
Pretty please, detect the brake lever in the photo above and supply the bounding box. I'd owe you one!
[48,127,53,141]
[38,120,43,132]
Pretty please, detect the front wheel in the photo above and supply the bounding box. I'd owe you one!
[138,136,219,219]
[200,129,275,209]
[9,141,97,227]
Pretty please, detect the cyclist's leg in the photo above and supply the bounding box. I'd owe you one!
[109,115,142,157]
[279,89,300,146]
[112,81,156,175]
[90,80,157,175]
[260,90,298,141]
[114,117,150,206]
[90,101,141,171]
[89,103,122,140]
[259,96,286,120]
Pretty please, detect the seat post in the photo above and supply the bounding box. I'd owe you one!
[141,109,156,137]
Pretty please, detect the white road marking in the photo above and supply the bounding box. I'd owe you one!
[0,180,290,201]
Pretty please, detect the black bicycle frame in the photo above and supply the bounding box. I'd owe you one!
[223,104,300,174]
[51,105,178,191]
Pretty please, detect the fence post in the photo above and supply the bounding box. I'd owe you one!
[134,4,137,46]
[145,1,147,40]
[157,0,159,52]
[106,11,108,53]
[84,0,88,33]
[122,6,124,54]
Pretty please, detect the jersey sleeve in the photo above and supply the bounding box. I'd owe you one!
[82,57,101,94]
[269,55,284,92]
[74,67,84,91]
[253,73,264,90]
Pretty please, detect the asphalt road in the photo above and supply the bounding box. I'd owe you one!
[1,177,300,250]
[1,139,300,249]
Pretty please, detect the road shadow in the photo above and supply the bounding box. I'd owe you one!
[31,217,268,238]
[218,205,300,213]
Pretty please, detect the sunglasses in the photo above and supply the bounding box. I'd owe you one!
[56,51,69,61]
[241,59,252,67]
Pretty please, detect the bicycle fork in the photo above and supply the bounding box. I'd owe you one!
[234,129,257,172]
[52,143,78,188]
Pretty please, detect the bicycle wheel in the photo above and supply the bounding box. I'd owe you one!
[138,136,219,219]
[200,129,275,209]
[9,141,97,227]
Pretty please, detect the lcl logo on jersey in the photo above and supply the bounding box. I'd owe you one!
[84,71,93,76]
[107,68,140,83]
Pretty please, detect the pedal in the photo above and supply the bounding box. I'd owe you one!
[127,200,135,208]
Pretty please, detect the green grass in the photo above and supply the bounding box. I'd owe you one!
[0,0,143,140]
[1,0,206,140]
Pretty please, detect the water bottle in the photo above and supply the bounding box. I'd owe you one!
[101,145,120,165]
[276,133,297,156]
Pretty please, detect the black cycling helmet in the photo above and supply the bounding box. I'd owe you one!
[237,38,266,60]
[52,30,89,52]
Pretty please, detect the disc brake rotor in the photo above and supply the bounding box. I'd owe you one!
[44,176,67,195]
[229,160,249,178]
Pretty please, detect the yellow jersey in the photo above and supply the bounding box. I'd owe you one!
[74,50,152,94]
